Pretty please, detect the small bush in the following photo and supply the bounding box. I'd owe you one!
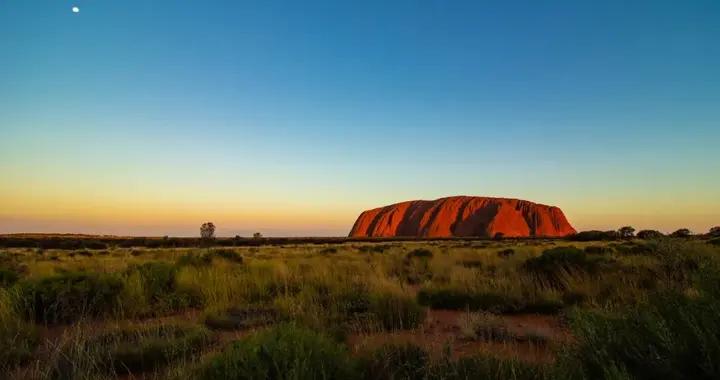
[125,262,203,314]
[614,242,654,255]
[52,324,213,378]
[18,272,123,323]
[369,291,426,330]
[359,244,391,254]
[523,246,611,288]
[568,230,619,241]
[563,289,720,380]
[176,252,212,267]
[133,262,177,301]
[497,248,515,258]
[204,305,278,330]
[562,290,588,306]
[584,245,612,255]
[417,287,562,314]
[0,268,19,287]
[459,311,514,341]
[199,324,355,380]
[1,290,39,369]
[458,259,483,268]
[211,249,244,263]
[75,250,92,257]
[320,247,339,254]
[406,248,433,259]
[637,230,665,239]
[359,343,429,380]
[0,319,38,369]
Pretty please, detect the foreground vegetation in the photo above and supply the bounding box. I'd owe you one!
[1,235,719,379]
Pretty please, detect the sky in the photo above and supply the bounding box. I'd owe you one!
[1,0,719,237]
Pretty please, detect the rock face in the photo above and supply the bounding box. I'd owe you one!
[349,196,576,238]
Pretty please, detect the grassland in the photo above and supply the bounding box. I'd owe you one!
[1,237,719,379]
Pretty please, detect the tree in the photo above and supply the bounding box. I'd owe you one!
[670,228,691,238]
[637,230,664,239]
[618,226,635,239]
[710,226,720,237]
[253,232,263,239]
[200,222,216,240]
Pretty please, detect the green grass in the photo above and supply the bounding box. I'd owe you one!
[199,323,355,380]
[50,323,214,379]
[0,238,718,378]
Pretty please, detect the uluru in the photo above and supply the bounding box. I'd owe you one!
[349,196,576,238]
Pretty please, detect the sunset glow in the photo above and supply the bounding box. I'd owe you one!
[1,0,719,236]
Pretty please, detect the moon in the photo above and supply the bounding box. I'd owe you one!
[72,6,80,13]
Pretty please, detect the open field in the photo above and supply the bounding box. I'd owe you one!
[1,237,720,379]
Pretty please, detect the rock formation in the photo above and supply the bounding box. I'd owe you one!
[349,196,575,238]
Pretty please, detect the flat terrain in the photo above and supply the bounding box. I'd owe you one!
[1,237,719,379]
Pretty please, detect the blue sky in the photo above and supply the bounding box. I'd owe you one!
[1,0,719,236]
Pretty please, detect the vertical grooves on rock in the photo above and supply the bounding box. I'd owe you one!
[349,196,576,238]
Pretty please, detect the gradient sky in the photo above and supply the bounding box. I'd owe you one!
[1,0,719,236]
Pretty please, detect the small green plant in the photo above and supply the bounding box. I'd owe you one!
[562,273,720,380]
[210,249,244,263]
[125,262,204,314]
[176,252,213,267]
[584,245,612,254]
[406,248,433,259]
[51,323,213,378]
[199,323,355,380]
[369,290,426,330]
[497,248,515,258]
[359,342,429,380]
[0,268,19,287]
[1,289,39,369]
[459,311,513,341]
[204,305,278,330]
[17,272,123,323]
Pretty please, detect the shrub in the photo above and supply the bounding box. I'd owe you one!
[563,288,720,380]
[51,324,213,378]
[211,249,244,263]
[568,230,619,241]
[0,268,19,287]
[497,248,515,258]
[359,343,429,380]
[204,305,278,330]
[458,311,514,341]
[418,287,562,315]
[584,245,612,255]
[176,252,213,267]
[0,319,38,369]
[670,228,692,238]
[613,241,654,255]
[320,247,339,254]
[458,259,483,268]
[406,248,433,259]
[199,324,355,380]
[133,262,177,301]
[1,290,39,369]
[369,291,425,330]
[637,230,665,239]
[359,244,391,254]
[523,246,611,288]
[128,262,204,313]
[17,272,123,323]
[709,238,720,246]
